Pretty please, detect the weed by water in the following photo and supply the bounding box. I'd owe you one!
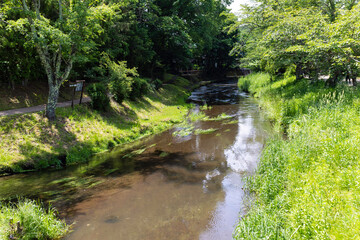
[189,111,207,121]
[204,113,233,121]
[200,104,212,111]
[172,126,194,137]
[0,199,68,240]
[234,73,360,239]
[194,128,217,135]
[222,120,238,125]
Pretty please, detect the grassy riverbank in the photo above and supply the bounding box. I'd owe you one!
[235,73,360,239]
[0,200,68,240]
[0,77,193,174]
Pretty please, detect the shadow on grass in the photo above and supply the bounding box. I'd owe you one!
[0,82,192,174]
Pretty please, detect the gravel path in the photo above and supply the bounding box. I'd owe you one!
[0,97,91,117]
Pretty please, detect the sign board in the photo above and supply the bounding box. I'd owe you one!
[69,80,86,108]
[69,80,85,91]
[75,82,83,92]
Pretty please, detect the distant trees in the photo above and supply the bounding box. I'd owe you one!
[0,0,238,120]
[230,0,360,85]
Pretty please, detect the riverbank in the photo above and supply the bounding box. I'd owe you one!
[0,200,68,239]
[0,76,193,174]
[234,73,360,239]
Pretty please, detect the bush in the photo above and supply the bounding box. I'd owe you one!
[103,56,138,104]
[87,83,110,111]
[129,78,150,100]
[150,78,162,90]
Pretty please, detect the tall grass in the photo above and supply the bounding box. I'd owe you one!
[0,200,68,240]
[235,73,360,239]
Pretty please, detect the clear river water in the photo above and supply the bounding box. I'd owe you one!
[0,80,272,240]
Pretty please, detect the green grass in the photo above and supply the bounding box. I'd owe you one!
[235,73,360,239]
[0,200,68,240]
[0,81,192,173]
[238,73,345,131]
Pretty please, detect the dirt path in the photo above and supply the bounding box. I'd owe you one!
[0,97,91,117]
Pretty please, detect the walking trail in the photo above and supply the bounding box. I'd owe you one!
[0,97,91,117]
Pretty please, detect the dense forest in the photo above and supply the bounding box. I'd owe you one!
[0,2,242,238]
[0,0,237,119]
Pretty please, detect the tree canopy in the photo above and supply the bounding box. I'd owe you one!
[229,0,360,84]
[0,0,238,119]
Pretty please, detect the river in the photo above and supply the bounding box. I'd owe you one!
[0,80,272,240]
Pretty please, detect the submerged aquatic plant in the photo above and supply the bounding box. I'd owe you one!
[204,113,234,121]
[172,126,194,137]
[194,128,218,135]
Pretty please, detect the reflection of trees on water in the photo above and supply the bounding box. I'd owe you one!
[224,106,270,173]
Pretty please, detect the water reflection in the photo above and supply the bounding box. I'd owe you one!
[0,80,272,240]
[199,172,244,240]
[199,98,269,240]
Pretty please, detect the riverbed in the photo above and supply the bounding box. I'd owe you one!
[0,80,272,239]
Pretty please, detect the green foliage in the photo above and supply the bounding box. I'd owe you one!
[238,73,271,93]
[104,56,138,104]
[150,78,163,90]
[0,200,68,240]
[229,0,360,82]
[87,83,110,111]
[239,73,329,130]
[235,73,360,239]
[1,0,237,89]
[129,78,150,100]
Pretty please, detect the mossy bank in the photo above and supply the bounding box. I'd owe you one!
[235,73,360,239]
[0,76,194,174]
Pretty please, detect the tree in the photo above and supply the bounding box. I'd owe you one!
[13,0,117,120]
[230,0,360,84]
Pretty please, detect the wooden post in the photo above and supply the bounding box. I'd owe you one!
[79,81,85,105]
[71,86,76,109]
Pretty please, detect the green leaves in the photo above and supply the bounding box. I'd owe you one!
[233,0,360,83]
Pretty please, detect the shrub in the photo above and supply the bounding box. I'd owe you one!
[129,77,150,100]
[150,78,163,90]
[87,83,109,111]
[103,55,138,104]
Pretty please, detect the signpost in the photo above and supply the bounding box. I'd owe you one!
[69,80,85,109]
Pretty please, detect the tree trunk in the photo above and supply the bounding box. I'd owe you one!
[295,64,303,81]
[352,77,357,86]
[22,78,29,87]
[46,85,60,121]
[9,79,15,90]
